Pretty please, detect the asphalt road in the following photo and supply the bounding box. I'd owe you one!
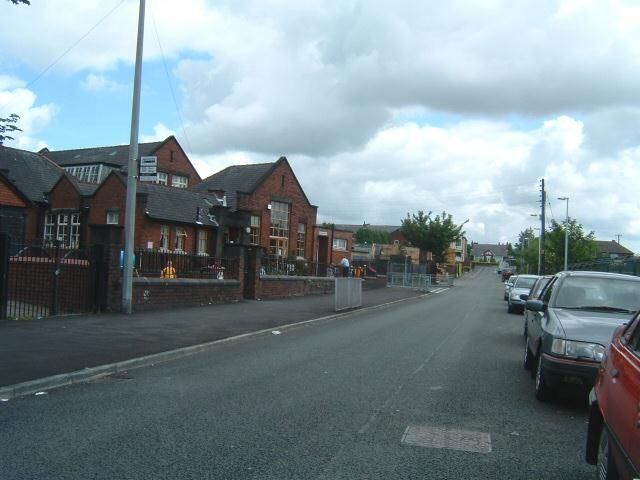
[0,267,596,479]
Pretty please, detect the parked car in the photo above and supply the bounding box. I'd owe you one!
[522,275,553,338]
[523,271,640,401]
[504,275,518,301]
[507,274,539,313]
[585,310,640,479]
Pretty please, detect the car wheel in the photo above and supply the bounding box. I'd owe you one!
[535,351,552,401]
[597,427,619,480]
[523,337,533,371]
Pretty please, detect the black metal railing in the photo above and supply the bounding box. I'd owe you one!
[260,255,334,277]
[133,249,239,280]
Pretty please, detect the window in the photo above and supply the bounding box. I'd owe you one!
[172,175,188,188]
[197,230,208,255]
[269,201,289,256]
[250,215,261,245]
[155,172,168,186]
[297,223,306,258]
[175,227,186,251]
[333,238,347,250]
[106,211,119,225]
[160,225,170,250]
[64,165,100,183]
[44,212,80,248]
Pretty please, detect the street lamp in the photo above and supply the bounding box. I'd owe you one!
[558,197,569,271]
[530,214,541,275]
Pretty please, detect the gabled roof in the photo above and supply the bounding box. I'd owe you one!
[0,146,67,203]
[471,243,509,257]
[137,181,224,227]
[41,141,163,168]
[193,157,314,212]
[595,240,634,256]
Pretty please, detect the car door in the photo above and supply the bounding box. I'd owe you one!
[527,277,557,351]
[603,315,640,474]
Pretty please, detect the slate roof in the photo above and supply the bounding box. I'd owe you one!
[41,141,163,168]
[137,181,223,227]
[471,243,509,258]
[0,146,67,203]
[595,240,634,256]
[192,160,280,211]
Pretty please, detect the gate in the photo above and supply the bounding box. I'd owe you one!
[0,234,97,319]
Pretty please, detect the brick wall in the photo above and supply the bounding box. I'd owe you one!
[238,159,317,260]
[0,178,27,208]
[330,229,353,265]
[131,278,242,311]
[152,137,202,188]
[48,176,81,209]
[256,276,334,299]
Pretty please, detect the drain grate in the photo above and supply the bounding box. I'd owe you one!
[401,425,492,454]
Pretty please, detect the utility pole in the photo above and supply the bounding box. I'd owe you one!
[616,234,622,244]
[122,0,146,314]
[539,179,546,275]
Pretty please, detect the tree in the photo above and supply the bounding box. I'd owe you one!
[354,227,391,245]
[513,228,539,273]
[544,219,598,273]
[8,0,30,5]
[401,210,467,262]
[0,114,22,146]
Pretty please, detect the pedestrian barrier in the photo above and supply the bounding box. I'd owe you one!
[387,273,453,291]
[335,277,363,311]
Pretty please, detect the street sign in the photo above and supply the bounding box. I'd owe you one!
[139,156,157,181]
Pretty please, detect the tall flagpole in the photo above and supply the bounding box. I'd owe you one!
[122,0,146,314]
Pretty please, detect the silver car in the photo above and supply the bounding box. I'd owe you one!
[504,275,518,301]
[508,274,539,313]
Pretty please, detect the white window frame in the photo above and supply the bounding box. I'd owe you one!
[44,211,80,248]
[155,172,168,186]
[175,227,187,251]
[197,229,208,255]
[297,223,306,258]
[106,211,119,225]
[250,215,261,245]
[171,175,188,189]
[160,225,170,250]
[269,201,289,256]
[333,238,347,251]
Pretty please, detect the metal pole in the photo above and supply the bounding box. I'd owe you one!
[540,179,545,275]
[537,232,541,275]
[122,0,146,314]
[558,197,569,271]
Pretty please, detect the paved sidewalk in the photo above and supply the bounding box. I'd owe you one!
[0,287,428,388]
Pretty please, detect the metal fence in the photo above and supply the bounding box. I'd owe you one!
[571,257,640,277]
[133,249,239,280]
[1,237,96,320]
[260,255,333,277]
[335,277,363,311]
[388,272,453,291]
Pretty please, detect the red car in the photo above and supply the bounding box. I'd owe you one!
[586,311,640,479]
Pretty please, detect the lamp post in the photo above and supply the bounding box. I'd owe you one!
[530,214,541,275]
[558,197,569,271]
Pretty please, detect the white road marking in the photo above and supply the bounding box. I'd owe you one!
[401,425,492,454]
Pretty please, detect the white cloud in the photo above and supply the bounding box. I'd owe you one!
[0,84,57,150]
[141,123,176,143]
[81,73,125,92]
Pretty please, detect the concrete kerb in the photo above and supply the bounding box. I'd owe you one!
[0,289,437,401]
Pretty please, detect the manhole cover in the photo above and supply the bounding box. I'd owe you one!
[401,425,492,454]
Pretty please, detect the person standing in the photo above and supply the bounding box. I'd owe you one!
[161,260,176,279]
[340,257,350,277]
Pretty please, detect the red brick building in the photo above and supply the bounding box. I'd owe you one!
[192,157,319,260]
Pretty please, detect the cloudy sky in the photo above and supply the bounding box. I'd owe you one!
[2,0,640,253]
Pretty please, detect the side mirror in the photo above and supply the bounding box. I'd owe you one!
[525,299,545,312]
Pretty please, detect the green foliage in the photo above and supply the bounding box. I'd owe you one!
[401,210,467,262]
[8,0,30,5]
[544,219,598,273]
[512,220,598,274]
[354,227,391,245]
[0,114,22,145]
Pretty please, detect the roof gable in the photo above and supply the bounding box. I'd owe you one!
[42,141,163,168]
[0,146,66,203]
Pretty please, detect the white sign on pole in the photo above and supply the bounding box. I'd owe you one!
[139,156,157,181]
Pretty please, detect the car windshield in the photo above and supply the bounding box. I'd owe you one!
[553,276,640,312]
[515,277,537,289]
